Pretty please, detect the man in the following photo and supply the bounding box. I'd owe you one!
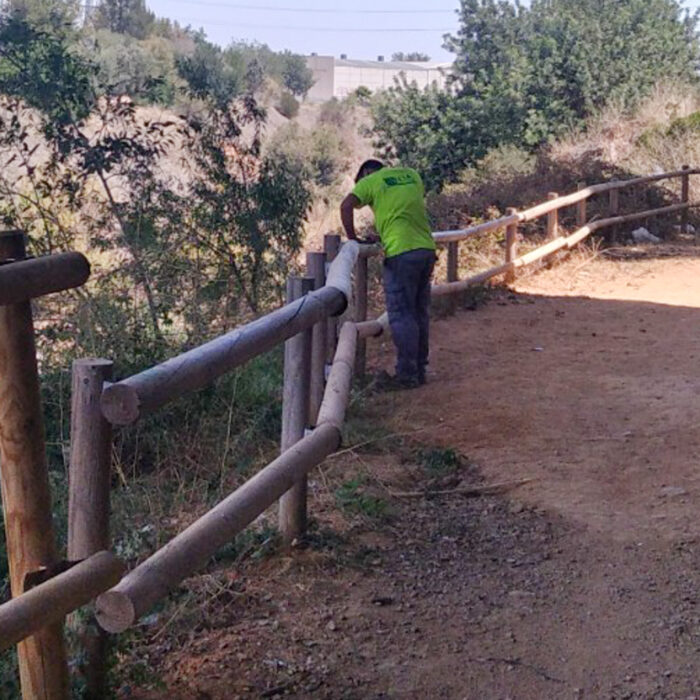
[340,159,436,389]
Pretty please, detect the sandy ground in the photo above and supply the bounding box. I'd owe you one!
[127,242,700,699]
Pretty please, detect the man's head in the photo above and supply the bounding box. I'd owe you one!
[355,159,384,183]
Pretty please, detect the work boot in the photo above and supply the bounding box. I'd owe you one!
[373,370,420,391]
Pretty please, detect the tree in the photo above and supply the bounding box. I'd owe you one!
[281,51,314,97]
[372,0,700,191]
[0,14,312,339]
[93,30,179,104]
[391,52,431,62]
[94,0,155,40]
[176,36,245,108]
[1,0,80,31]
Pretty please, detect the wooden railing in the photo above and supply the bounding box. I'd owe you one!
[0,166,697,699]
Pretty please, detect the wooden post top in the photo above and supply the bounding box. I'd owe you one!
[0,251,90,306]
[0,230,27,260]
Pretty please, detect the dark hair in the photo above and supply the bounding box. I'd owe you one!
[355,159,384,183]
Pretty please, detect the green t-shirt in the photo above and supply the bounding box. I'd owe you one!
[352,167,436,258]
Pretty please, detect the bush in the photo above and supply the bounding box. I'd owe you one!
[275,90,299,119]
[268,123,349,190]
[319,97,346,128]
[372,0,700,191]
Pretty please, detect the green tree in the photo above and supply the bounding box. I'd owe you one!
[1,0,79,32]
[176,36,245,108]
[94,0,155,40]
[280,51,314,97]
[92,29,179,104]
[372,0,700,191]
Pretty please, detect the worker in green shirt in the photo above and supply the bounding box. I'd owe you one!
[340,159,437,389]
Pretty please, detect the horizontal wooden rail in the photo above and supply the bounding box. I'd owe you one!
[0,552,124,651]
[433,215,519,243]
[101,243,362,425]
[430,200,698,294]
[0,252,90,305]
[95,317,373,633]
[356,312,390,338]
[432,167,700,243]
[432,262,512,296]
[357,243,382,258]
[96,423,341,632]
[519,168,700,222]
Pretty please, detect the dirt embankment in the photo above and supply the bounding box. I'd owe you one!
[128,243,700,699]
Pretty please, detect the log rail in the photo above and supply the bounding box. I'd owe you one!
[0,166,696,698]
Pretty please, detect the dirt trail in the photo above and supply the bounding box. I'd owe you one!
[131,243,700,700]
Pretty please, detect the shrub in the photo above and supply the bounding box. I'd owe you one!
[319,97,346,128]
[275,90,299,119]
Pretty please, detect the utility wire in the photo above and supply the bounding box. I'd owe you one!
[146,0,456,13]
[172,20,453,31]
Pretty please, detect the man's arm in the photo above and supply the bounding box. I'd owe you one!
[340,194,380,244]
[340,194,361,241]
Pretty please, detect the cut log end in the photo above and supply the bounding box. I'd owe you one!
[100,384,141,426]
[95,590,135,634]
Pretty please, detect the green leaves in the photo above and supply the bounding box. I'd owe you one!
[0,16,96,126]
[372,0,700,191]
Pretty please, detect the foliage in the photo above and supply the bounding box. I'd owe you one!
[391,51,431,62]
[280,50,314,97]
[275,90,300,119]
[372,0,700,191]
[268,122,350,191]
[667,111,700,138]
[0,14,311,427]
[352,86,372,104]
[418,447,461,475]
[93,0,155,40]
[371,81,485,191]
[2,0,80,32]
[335,478,389,521]
[318,97,347,128]
[176,35,246,108]
[92,29,179,104]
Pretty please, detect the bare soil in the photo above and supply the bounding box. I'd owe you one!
[125,242,700,700]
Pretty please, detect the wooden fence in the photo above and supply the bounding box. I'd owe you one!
[0,166,697,699]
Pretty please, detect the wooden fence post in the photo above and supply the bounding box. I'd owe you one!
[279,276,314,543]
[68,358,114,699]
[576,182,587,228]
[447,241,459,313]
[681,164,690,236]
[354,254,368,378]
[609,180,620,242]
[505,208,518,284]
[323,234,342,366]
[306,251,327,425]
[547,193,559,240]
[0,230,69,699]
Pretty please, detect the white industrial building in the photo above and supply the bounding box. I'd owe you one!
[305,55,451,102]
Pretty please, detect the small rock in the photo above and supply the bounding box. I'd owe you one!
[660,486,688,498]
[326,620,337,632]
[371,596,395,607]
[631,227,661,243]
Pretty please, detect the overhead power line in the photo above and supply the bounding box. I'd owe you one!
[149,0,456,13]
[175,20,454,31]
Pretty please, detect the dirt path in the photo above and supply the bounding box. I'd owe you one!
[129,243,700,699]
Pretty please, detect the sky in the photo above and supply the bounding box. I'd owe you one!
[145,0,461,62]
[144,0,700,63]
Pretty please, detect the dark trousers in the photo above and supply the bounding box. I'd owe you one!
[382,248,436,381]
